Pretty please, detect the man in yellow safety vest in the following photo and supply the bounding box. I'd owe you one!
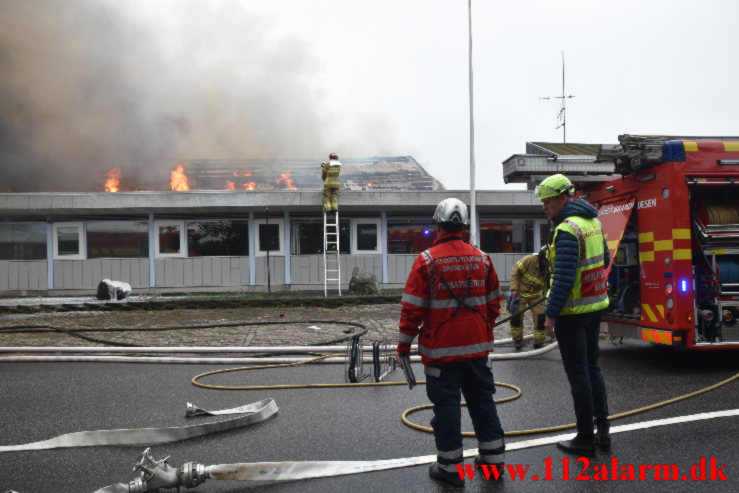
[537,173,611,457]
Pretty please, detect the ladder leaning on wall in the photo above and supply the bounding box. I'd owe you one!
[323,210,342,296]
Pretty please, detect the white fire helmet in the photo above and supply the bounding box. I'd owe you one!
[433,198,469,226]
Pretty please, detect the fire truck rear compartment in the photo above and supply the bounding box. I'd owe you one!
[690,183,739,344]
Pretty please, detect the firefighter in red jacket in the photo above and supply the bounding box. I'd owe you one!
[396,198,505,487]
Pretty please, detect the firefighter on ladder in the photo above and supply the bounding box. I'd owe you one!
[321,153,342,212]
[508,245,549,350]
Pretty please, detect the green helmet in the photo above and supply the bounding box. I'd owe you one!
[535,174,575,199]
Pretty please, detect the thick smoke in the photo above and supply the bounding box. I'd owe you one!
[0,0,340,191]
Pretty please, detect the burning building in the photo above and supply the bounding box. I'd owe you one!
[0,155,546,295]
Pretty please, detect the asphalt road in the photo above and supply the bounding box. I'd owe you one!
[1,340,738,493]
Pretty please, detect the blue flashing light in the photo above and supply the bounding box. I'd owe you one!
[423,229,431,236]
[680,279,689,293]
[663,141,687,163]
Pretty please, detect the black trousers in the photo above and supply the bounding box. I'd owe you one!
[425,357,505,468]
[554,310,609,435]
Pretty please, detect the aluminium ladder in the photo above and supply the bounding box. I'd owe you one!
[323,210,342,296]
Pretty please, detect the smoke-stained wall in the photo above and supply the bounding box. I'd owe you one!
[0,0,337,192]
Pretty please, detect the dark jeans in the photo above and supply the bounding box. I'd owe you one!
[425,357,505,466]
[555,310,610,436]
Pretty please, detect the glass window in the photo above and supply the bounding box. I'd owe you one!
[357,223,377,251]
[259,223,280,252]
[479,219,534,253]
[540,221,552,246]
[57,226,79,255]
[87,221,149,258]
[187,220,248,257]
[53,222,84,259]
[291,219,349,254]
[387,218,437,254]
[158,223,182,255]
[0,223,46,260]
[254,219,284,255]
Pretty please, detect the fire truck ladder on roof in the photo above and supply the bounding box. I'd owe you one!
[323,211,342,297]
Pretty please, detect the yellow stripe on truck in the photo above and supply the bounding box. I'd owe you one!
[673,249,692,260]
[642,304,659,323]
[672,229,690,240]
[724,142,739,152]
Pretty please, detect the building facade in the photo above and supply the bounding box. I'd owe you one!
[0,190,545,294]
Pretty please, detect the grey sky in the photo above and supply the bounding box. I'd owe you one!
[2,0,737,191]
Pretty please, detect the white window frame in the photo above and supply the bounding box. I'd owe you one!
[155,220,186,258]
[52,222,85,259]
[351,218,382,254]
[254,218,284,256]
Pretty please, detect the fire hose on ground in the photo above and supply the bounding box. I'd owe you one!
[2,300,739,491]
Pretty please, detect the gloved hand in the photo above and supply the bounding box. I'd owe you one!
[507,295,520,314]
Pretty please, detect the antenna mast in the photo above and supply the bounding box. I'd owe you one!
[540,52,575,143]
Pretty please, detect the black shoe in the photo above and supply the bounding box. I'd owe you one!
[595,422,611,450]
[556,434,596,457]
[473,455,504,467]
[514,340,523,351]
[533,342,544,349]
[429,462,464,487]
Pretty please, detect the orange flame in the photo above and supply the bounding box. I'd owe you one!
[105,167,122,192]
[244,182,257,190]
[367,182,373,187]
[225,181,235,190]
[170,164,190,191]
[275,171,298,190]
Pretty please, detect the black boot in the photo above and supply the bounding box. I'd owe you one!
[514,339,523,351]
[429,462,464,487]
[556,434,596,457]
[595,421,611,450]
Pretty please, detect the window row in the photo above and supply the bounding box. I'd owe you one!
[0,218,538,260]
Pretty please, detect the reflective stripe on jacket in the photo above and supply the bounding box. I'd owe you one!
[397,231,502,366]
[547,216,608,315]
[509,254,546,298]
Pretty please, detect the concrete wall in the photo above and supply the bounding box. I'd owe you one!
[155,257,249,287]
[53,259,149,289]
[0,260,48,290]
[387,253,526,285]
[0,252,526,293]
[289,255,383,284]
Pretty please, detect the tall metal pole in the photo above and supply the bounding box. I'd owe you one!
[561,51,566,143]
[468,0,477,247]
[539,51,575,144]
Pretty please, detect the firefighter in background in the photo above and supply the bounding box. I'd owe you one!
[321,153,342,212]
[396,198,505,487]
[508,245,549,350]
[537,173,611,457]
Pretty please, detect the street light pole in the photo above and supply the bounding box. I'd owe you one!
[468,0,477,247]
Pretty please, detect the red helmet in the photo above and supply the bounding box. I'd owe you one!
[329,153,339,160]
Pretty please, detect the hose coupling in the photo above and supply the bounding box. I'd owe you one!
[180,461,208,488]
[130,447,207,491]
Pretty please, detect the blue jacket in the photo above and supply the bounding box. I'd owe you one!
[545,198,610,318]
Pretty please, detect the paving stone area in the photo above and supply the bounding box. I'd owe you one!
[0,302,534,349]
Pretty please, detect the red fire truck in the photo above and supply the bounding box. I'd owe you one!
[504,135,739,349]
